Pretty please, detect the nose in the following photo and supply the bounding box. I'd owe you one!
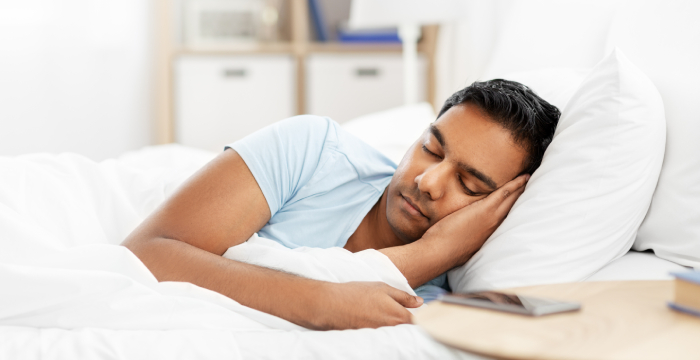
[415,162,450,201]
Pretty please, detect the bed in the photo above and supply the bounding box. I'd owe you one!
[2,0,698,359]
[0,144,481,360]
[0,130,687,360]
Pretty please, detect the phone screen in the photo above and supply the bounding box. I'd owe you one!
[449,291,524,306]
[440,291,580,316]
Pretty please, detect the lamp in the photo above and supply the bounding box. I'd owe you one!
[348,0,459,105]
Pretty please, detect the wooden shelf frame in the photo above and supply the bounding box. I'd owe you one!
[153,0,439,144]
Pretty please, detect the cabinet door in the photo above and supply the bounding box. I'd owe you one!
[306,53,426,124]
[174,55,295,152]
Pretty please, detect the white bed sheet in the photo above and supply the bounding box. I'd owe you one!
[0,326,479,360]
[0,144,683,359]
[0,145,478,360]
[585,250,689,282]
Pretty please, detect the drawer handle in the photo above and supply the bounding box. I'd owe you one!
[223,68,247,78]
[355,68,380,77]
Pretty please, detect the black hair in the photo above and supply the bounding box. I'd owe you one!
[437,79,560,175]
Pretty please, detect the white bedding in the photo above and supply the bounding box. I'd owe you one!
[0,144,682,359]
[0,145,474,360]
[585,250,688,282]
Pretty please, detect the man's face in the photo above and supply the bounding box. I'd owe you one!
[386,103,528,243]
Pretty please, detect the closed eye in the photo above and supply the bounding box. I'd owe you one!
[457,175,480,196]
[423,144,481,196]
[422,144,441,159]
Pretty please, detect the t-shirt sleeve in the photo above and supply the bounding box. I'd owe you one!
[225,115,333,217]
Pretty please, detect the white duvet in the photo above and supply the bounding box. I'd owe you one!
[0,145,475,360]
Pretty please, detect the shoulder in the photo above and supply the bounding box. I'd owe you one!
[272,115,336,142]
[269,115,397,192]
[265,115,341,167]
[225,115,340,216]
[231,114,339,164]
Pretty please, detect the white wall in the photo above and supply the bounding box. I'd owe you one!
[435,0,620,104]
[0,0,153,161]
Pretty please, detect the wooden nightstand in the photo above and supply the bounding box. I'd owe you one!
[412,281,700,360]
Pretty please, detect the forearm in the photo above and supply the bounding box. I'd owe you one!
[380,238,464,288]
[381,230,486,288]
[124,237,324,329]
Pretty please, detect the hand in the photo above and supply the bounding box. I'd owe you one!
[305,281,423,330]
[381,174,529,288]
[423,174,530,267]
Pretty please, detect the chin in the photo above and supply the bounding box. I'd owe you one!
[386,207,427,244]
[386,174,428,243]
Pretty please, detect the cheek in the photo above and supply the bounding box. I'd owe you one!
[393,144,424,182]
[432,193,484,223]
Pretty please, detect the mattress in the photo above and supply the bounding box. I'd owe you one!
[585,250,689,282]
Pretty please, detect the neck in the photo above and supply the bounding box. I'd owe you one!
[344,188,404,252]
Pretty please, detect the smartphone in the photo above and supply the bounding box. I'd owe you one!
[439,291,581,316]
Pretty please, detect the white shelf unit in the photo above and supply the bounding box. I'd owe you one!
[306,53,427,124]
[174,55,296,152]
[154,0,437,149]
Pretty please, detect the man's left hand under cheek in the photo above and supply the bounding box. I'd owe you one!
[382,174,529,288]
[424,174,529,265]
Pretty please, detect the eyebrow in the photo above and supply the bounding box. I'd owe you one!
[430,124,446,148]
[429,124,499,191]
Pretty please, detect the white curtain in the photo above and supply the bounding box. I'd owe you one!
[0,0,152,160]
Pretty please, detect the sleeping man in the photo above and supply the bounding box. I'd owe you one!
[122,79,560,331]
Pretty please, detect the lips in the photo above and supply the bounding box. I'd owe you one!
[402,195,428,219]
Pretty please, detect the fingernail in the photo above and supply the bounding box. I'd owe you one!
[525,174,531,181]
[415,296,424,305]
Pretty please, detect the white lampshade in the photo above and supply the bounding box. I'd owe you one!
[348,0,461,29]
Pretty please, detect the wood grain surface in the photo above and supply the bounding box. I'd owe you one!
[412,281,700,360]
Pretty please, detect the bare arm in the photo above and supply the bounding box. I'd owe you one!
[122,149,421,330]
[381,174,529,288]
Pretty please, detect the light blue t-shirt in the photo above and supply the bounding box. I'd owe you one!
[227,115,448,294]
[228,115,395,249]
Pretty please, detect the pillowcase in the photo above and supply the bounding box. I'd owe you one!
[448,48,666,291]
[496,67,589,111]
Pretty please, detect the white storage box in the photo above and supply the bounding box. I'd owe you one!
[174,55,295,152]
[306,53,426,123]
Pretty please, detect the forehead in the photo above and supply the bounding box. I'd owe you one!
[432,103,527,187]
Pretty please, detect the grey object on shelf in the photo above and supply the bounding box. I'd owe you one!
[184,0,282,45]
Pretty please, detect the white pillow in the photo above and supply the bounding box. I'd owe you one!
[498,68,589,111]
[448,48,666,291]
[340,102,435,165]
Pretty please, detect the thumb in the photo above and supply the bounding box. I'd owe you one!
[386,286,424,308]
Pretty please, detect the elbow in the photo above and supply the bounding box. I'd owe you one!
[121,234,150,258]
[121,234,163,277]
[121,235,186,283]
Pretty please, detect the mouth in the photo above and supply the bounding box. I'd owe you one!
[401,194,428,219]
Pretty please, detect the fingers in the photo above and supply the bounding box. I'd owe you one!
[385,285,424,308]
[389,307,413,326]
[384,286,418,326]
[500,174,530,200]
[496,179,527,214]
[484,174,530,207]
